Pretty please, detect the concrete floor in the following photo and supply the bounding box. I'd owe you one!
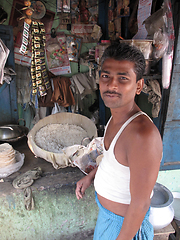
[154,236,169,240]
[70,223,175,239]
[154,224,175,240]
[154,233,170,240]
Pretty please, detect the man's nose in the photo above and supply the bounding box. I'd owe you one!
[107,77,118,89]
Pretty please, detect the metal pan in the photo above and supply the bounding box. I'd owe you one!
[0,119,29,142]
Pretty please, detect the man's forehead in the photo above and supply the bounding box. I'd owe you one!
[101,68,131,76]
[102,59,135,72]
[103,58,134,64]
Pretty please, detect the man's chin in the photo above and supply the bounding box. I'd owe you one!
[103,101,119,109]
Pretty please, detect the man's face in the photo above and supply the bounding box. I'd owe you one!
[99,58,143,110]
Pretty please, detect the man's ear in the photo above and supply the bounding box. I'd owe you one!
[136,78,144,95]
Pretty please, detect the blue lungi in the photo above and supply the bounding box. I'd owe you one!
[93,192,154,240]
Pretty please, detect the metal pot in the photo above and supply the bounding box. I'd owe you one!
[149,182,174,230]
[0,119,29,142]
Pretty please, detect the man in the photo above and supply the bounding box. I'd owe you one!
[75,41,162,240]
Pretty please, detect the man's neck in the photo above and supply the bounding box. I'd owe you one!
[110,103,140,125]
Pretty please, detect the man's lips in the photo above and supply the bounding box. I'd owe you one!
[103,91,121,97]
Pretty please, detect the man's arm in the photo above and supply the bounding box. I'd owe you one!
[116,124,162,240]
[76,167,98,199]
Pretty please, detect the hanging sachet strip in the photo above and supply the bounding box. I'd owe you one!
[31,21,51,96]
[19,21,30,54]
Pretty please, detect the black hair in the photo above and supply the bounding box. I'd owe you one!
[101,41,146,81]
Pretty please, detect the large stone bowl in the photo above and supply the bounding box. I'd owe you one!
[27,112,97,169]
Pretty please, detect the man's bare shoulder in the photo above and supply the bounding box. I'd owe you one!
[127,114,159,136]
[127,114,163,160]
[114,113,162,166]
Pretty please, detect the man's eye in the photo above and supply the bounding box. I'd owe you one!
[101,74,109,78]
[118,76,128,81]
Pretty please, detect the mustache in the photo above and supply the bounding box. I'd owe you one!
[103,91,121,96]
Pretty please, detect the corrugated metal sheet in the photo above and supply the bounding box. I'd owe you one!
[161,21,180,170]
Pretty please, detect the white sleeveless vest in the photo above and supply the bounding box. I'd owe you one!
[94,111,153,204]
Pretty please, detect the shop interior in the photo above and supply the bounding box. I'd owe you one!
[0,0,180,239]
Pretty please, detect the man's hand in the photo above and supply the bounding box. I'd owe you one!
[75,175,92,199]
[75,167,98,200]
